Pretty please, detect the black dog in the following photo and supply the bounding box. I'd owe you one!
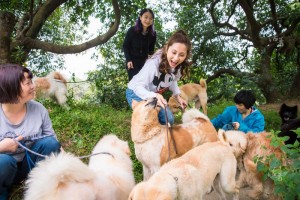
[278,103,300,145]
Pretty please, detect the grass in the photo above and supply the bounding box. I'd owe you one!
[9,99,289,199]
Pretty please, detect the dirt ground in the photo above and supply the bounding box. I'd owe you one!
[204,187,252,200]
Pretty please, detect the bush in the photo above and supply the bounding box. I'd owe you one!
[256,130,300,200]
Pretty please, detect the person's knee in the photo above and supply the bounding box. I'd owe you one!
[44,137,61,152]
[34,137,61,154]
[158,107,174,125]
[167,113,175,125]
[126,89,142,109]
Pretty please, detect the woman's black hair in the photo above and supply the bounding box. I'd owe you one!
[0,63,33,103]
[233,90,256,109]
[134,8,156,36]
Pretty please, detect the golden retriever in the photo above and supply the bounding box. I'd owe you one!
[24,134,135,200]
[128,141,239,200]
[131,97,218,180]
[34,71,68,107]
[168,78,208,115]
[218,129,286,200]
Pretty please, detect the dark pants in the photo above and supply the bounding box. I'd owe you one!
[0,136,60,200]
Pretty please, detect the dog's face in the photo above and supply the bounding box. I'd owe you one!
[132,97,161,125]
[279,103,298,123]
[168,96,182,114]
[218,129,248,158]
[92,134,130,156]
[129,182,172,200]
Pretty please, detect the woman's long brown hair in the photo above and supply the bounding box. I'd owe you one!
[158,29,192,79]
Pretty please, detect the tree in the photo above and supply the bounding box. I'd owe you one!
[0,0,120,65]
[171,0,300,102]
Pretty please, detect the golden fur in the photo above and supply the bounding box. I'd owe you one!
[34,71,68,107]
[131,97,217,180]
[218,129,286,200]
[168,78,208,115]
[129,142,239,200]
[24,135,135,200]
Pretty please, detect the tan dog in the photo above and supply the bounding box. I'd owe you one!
[168,78,208,115]
[24,134,135,200]
[218,130,286,200]
[131,97,218,180]
[34,71,68,107]
[128,142,239,200]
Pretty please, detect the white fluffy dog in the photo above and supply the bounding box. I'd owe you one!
[24,134,135,200]
[33,71,68,107]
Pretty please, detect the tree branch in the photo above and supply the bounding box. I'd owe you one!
[237,0,262,46]
[26,0,68,39]
[21,0,121,54]
[206,68,255,84]
[210,0,252,40]
[269,0,280,34]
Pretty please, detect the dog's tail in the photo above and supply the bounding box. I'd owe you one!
[24,152,95,200]
[199,78,207,89]
[182,108,209,123]
[48,71,67,86]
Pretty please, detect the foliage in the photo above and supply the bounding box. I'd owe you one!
[87,65,129,109]
[167,0,300,102]
[255,130,300,200]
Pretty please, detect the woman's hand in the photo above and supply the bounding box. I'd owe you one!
[176,95,187,110]
[127,61,133,69]
[156,93,167,108]
[232,122,240,130]
[0,135,23,153]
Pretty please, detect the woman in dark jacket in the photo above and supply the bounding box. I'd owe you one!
[123,8,157,81]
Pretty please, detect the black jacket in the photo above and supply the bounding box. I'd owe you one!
[122,26,156,70]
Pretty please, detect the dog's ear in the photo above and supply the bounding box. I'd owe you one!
[238,142,245,153]
[279,103,286,115]
[124,142,131,156]
[292,105,298,114]
[217,129,227,144]
[132,100,139,110]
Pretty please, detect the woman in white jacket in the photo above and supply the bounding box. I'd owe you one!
[126,29,192,125]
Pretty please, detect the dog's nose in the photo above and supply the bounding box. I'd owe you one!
[145,97,158,107]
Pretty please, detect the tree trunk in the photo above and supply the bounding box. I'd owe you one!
[258,47,280,103]
[289,67,300,98]
[0,11,15,64]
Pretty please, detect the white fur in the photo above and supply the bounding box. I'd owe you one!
[33,71,68,107]
[182,108,209,123]
[134,133,165,179]
[24,134,135,200]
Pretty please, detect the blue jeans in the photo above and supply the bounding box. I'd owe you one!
[126,88,174,125]
[0,136,60,200]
